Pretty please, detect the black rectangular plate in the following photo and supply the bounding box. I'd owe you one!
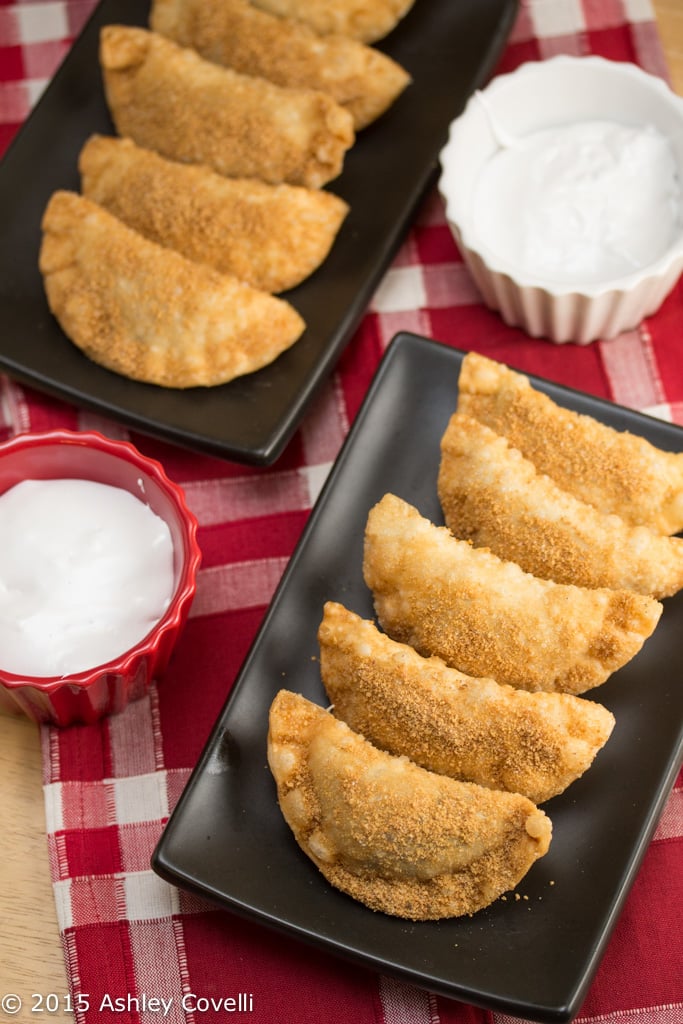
[153,333,683,1022]
[0,0,517,465]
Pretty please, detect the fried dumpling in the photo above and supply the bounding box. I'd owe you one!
[458,351,683,535]
[318,602,615,804]
[268,689,552,920]
[100,25,354,188]
[79,135,349,294]
[363,494,662,695]
[150,0,411,130]
[248,0,416,43]
[439,413,683,598]
[39,191,305,388]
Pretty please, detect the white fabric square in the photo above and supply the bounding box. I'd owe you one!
[529,0,585,38]
[302,461,333,507]
[371,265,426,313]
[624,0,655,23]
[642,403,674,423]
[110,771,168,826]
[52,878,74,931]
[25,77,49,108]
[16,2,68,44]
[124,870,180,921]
[43,781,64,833]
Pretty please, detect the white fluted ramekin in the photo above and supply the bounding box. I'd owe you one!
[438,56,683,345]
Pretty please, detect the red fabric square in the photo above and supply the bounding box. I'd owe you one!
[21,386,80,432]
[0,44,23,80]
[575,839,683,1017]
[336,316,386,424]
[157,608,265,770]
[179,911,382,1024]
[647,281,683,407]
[64,921,140,1021]
[585,24,639,63]
[46,719,112,784]
[413,223,461,266]
[493,36,542,76]
[62,825,123,877]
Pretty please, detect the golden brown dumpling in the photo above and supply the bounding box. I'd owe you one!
[363,494,662,695]
[438,412,683,598]
[100,25,354,188]
[268,689,552,920]
[248,0,416,43]
[150,0,411,129]
[79,135,349,294]
[39,191,304,388]
[458,351,683,535]
[318,601,615,803]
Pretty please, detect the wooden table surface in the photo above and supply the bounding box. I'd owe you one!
[1,4,682,1018]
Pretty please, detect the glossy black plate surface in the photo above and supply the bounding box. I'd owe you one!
[0,0,517,464]
[154,333,683,1022]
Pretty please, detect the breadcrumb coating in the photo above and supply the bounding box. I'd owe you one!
[362,494,662,695]
[439,412,683,598]
[248,0,416,43]
[100,25,354,188]
[150,0,411,129]
[79,134,349,294]
[318,601,615,804]
[458,351,683,535]
[268,690,551,920]
[39,191,304,388]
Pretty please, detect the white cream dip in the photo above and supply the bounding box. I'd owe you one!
[0,478,175,677]
[470,119,681,286]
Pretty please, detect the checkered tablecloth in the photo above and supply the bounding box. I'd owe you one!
[1,0,682,1021]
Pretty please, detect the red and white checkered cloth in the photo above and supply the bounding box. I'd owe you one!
[2,0,682,1021]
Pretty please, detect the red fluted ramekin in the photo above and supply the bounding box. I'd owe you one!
[0,429,201,726]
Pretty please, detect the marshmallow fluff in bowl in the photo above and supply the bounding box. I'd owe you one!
[0,430,200,725]
[0,477,175,677]
[439,57,683,344]
[472,118,680,286]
